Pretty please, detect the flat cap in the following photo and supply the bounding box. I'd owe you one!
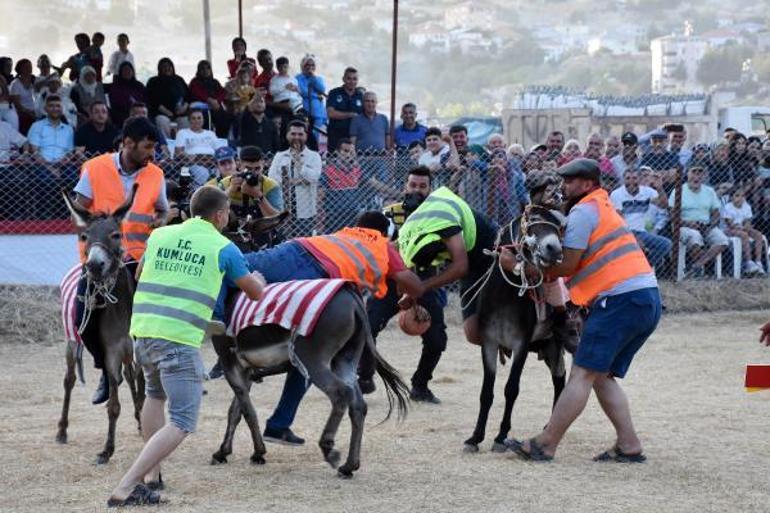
[557,158,601,182]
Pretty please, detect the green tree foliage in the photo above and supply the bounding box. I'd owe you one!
[696,44,754,87]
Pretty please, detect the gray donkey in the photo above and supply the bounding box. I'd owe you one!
[56,190,145,464]
[210,285,409,478]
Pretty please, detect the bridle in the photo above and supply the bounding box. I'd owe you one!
[460,205,565,309]
[77,240,126,335]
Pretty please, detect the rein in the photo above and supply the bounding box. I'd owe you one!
[460,206,558,310]
[76,243,126,335]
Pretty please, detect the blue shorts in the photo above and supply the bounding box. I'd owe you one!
[574,287,661,378]
[134,338,206,433]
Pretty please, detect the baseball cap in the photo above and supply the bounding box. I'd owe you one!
[557,158,601,182]
[650,129,668,140]
[530,143,547,153]
[621,132,638,145]
[215,146,236,163]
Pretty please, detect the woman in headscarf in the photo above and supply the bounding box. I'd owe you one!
[295,54,326,141]
[145,57,189,137]
[108,61,146,128]
[69,65,106,125]
[188,59,229,137]
[729,133,759,190]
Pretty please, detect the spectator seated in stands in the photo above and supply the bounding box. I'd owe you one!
[611,132,641,180]
[605,135,621,161]
[227,37,256,80]
[558,139,582,166]
[708,142,733,188]
[0,74,20,131]
[35,74,78,127]
[269,56,304,114]
[146,57,189,138]
[295,54,326,145]
[225,62,257,117]
[107,61,146,128]
[0,118,27,162]
[236,93,279,153]
[174,109,225,186]
[0,119,28,220]
[583,133,617,182]
[721,187,767,276]
[393,103,427,150]
[546,130,565,159]
[188,60,229,138]
[9,58,37,134]
[610,168,672,273]
[70,65,106,126]
[106,33,134,78]
[208,146,238,184]
[127,102,170,161]
[321,138,364,232]
[74,101,119,156]
[641,129,680,190]
[34,54,57,93]
[670,165,728,278]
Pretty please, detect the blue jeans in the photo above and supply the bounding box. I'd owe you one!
[235,241,328,431]
[134,337,206,433]
[633,230,672,272]
[574,287,661,378]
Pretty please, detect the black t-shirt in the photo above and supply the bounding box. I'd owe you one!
[74,123,120,154]
[238,112,280,154]
[411,209,497,269]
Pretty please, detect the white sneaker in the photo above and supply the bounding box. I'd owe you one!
[754,261,766,275]
[744,261,759,274]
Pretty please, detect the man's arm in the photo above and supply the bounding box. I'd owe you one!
[393,269,425,299]
[327,106,356,121]
[420,233,468,291]
[500,246,584,279]
[234,273,265,301]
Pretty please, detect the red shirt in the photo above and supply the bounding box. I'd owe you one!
[227,57,257,79]
[254,69,277,102]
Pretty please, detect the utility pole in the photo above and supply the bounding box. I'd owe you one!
[389,0,399,138]
[203,0,212,64]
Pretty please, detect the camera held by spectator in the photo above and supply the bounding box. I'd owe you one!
[165,167,193,225]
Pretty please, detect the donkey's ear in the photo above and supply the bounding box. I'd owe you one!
[62,189,91,228]
[113,184,139,223]
[550,209,568,228]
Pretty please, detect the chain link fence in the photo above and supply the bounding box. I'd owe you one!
[1,136,769,285]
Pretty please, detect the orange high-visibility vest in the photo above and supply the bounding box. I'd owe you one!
[566,188,653,306]
[78,153,164,262]
[301,227,390,298]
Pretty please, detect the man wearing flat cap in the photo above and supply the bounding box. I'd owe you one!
[501,158,661,462]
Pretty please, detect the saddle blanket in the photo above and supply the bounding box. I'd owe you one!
[228,279,348,338]
[60,264,84,345]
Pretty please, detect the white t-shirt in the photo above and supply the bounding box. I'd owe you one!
[418,145,449,169]
[610,185,658,232]
[269,75,303,110]
[9,78,36,111]
[0,120,27,162]
[108,50,135,76]
[722,201,753,227]
[175,128,222,155]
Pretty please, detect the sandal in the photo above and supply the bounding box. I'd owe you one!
[107,483,160,507]
[145,472,164,491]
[593,446,646,463]
[511,437,553,462]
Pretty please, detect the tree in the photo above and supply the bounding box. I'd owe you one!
[696,44,754,87]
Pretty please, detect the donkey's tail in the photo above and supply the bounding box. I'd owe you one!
[352,292,409,423]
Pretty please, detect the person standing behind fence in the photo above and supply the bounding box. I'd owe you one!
[393,103,427,151]
[326,67,363,153]
[267,119,321,237]
[107,186,265,507]
[504,158,661,462]
[73,117,168,405]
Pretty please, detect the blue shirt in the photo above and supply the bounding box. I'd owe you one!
[214,242,250,320]
[350,113,389,151]
[393,123,427,149]
[27,118,74,162]
[295,74,327,125]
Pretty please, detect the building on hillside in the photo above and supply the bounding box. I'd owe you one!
[650,34,708,94]
[701,29,746,47]
[409,22,450,53]
[444,2,494,31]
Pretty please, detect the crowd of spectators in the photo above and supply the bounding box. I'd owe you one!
[2,32,770,281]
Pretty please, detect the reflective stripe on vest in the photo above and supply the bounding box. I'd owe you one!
[135,282,218,310]
[318,235,368,286]
[80,153,164,262]
[565,188,653,306]
[132,303,210,332]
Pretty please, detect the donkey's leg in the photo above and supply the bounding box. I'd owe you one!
[302,358,351,469]
[56,340,78,444]
[220,362,266,465]
[97,354,122,464]
[464,343,498,452]
[334,356,367,478]
[494,348,529,449]
[123,358,142,433]
[544,339,566,410]
[211,394,246,465]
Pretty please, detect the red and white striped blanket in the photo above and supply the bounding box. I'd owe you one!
[228,279,348,338]
[60,264,83,345]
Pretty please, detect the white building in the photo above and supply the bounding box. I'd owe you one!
[650,34,708,93]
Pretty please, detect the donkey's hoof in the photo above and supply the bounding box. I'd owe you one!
[95,452,111,465]
[463,443,479,453]
[491,442,508,453]
[250,454,266,465]
[56,432,68,444]
[337,463,358,478]
[323,449,341,468]
[210,452,228,465]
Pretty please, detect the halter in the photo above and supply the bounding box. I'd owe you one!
[76,242,126,335]
[460,205,564,309]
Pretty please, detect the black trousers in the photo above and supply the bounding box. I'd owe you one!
[74,261,138,369]
[361,273,447,388]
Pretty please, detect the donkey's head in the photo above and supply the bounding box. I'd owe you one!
[63,186,136,282]
[519,205,566,269]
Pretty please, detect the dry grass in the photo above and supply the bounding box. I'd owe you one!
[0,286,61,345]
[2,309,770,512]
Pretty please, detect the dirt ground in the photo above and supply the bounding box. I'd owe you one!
[2,309,770,513]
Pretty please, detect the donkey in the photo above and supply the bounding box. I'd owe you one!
[210,285,409,478]
[56,190,145,465]
[463,204,578,453]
